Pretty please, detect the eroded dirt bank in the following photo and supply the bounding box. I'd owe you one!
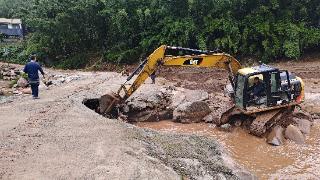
[0,68,251,179]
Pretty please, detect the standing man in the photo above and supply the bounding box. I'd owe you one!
[23,55,45,99]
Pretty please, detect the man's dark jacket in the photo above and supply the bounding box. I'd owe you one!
[23,61,44,82]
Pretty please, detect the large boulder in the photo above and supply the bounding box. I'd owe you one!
[126,88,171,111]
[125,86,172,122]
[284,125,305,144]
[170,88,209,109]
[208,93,234,125]
[173,101,211,123]
[17,77,28,88]
[267,126,285,146]
[293,118,311,134]
[121,86,217,123]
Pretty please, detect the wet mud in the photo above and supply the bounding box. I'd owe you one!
[135,120,320,179]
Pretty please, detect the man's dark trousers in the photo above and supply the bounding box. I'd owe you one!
[30,82,39,97]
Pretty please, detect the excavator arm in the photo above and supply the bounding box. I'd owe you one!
[118,45,241,100]
[99,45,241,114]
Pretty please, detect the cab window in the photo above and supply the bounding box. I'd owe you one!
[235,75,245,108]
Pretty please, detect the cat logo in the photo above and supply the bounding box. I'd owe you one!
[190,59,199,65]
[183,58,203,65]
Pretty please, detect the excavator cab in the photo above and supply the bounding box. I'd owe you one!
[233,64,304,114]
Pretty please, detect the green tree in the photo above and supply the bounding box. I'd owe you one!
[1,0,319,66]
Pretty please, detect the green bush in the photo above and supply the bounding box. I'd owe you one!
[21,72,28,79]
[1,0,319,65]
[0,43,28,64]
[0,33,5,42]
[9,79,18,88]
[55,53,88,69]
[104,47,141,64]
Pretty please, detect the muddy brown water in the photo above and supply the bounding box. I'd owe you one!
[135,120,320,179]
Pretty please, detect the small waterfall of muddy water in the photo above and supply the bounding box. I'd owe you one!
[135,120,320,179]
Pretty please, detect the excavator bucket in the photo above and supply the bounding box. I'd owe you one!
[99,93,121,115]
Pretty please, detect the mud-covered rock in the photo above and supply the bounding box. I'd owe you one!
[208,93,234,125]
[125,87,172,122]
[127,88,171,111]
[293,118,311,134]
[170,88,209,109]
[124,86,211,122]
[285,125,305,144]
[17,77,28,88]
[173,101,211,123]
[267,126,285,146]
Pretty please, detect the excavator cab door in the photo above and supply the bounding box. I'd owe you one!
[267,71,283,106]
[279,70,293,103]
[234,74,246,109]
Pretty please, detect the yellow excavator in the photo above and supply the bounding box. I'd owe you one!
[99,45,305,136]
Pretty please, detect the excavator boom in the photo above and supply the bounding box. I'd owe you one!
[118,45,241,100]
[99,45,241,115]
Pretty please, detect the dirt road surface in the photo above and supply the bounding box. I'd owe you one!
[0,69,250,179]
[1,56,319,179]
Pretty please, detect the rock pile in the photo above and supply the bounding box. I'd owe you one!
[0,63,81,96]
[267,110,313,146]
[0,64,22,81]
[50,74,80,85]
[121,85,212,123]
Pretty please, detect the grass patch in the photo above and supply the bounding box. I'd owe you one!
[9,79,18,88]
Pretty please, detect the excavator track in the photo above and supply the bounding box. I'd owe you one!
[249,108,286,136]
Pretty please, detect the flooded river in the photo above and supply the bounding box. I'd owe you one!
[136,120,320,179]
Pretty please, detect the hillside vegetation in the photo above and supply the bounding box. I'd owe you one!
[0,0,319,68]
